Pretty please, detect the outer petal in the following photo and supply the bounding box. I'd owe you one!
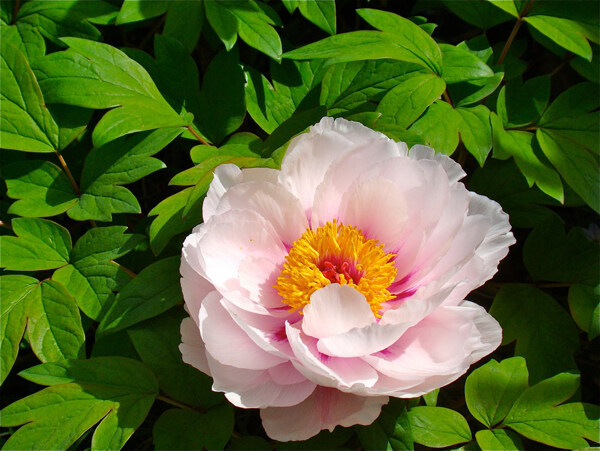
[364,301,501,397]
[408,144,466,184]
[207,354,316,409]
[199,293,286,370]
[203,165,280,221]
[279,117,395,214]
[179,317,210,375]
[261,387,389,441]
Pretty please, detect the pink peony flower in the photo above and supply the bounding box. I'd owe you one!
[180,117,515,441]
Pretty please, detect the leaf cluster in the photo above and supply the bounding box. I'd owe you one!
[1,0,598,449]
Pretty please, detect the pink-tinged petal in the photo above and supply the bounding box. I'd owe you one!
[268,361,310,385]
[207,354,316,408]
[221,300,296,359]
[279,117,393,214]
[199,293,286,370]
[238,256,285,309]
[261,386,388,441]
[180,317,210,375]
[363,301,501,397]
[409,144,466,184]
[318,284,457,358]
[286,322,379,391]
[215,181,308,246]
[302,284,375,339]
[204,165,281,221]
[181,223,210,280]
[197,209,287,313]
[203,164,243,221]
[180,258,214,327]
[311,141,404,227]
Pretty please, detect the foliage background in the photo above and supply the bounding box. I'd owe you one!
[0,0,598,449]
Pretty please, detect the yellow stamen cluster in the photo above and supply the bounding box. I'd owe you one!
[275,220,397,316]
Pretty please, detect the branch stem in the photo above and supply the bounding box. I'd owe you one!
[156,395,204,412]
[187,126,210,146]
[497,0,535,65]
[442,90,453,107]
[0,220,13,231]
[111,261,137,278]
[55,152,80,196]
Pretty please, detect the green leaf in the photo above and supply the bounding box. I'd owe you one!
[536,82,599,213]
[570,45,599,82]
[0,217,71,271]
[197,49,245,144]
[523,219,600,286]
[227,1,282,61]
[16,0,118,44]
[491,114,563,202]
[34,37,188,147]
[320,60,424,115]
[153,405,234,450]
[115,0,169,24]
[163,1,204,52]
[5,357,158,450]
[204,0,238,51]
[4,160,78,217]
[67,128,182,222]
[440,43,494,84]
[53,227,143,320]
[50,104,93,151]
[465,357,529,428]
[355,399,413,450]
[1,22,46,63]
[0,275,38,384]
[497,76,550,128]
[98,257,181,335]
[468,159,562,229]
[148,187,205,255]
[487,0,519,18]
[503,373,600,449]
[297,0,336,35]
[475,429,524,451]
[127,308,223,409]
[376,73,446,129]
[245,59,323,134]
[409,101,461,155]
[356,9,442,74]
[450,71,503,107]
[0,277,84,384]
[569,284,600,340]
[1,41,59,153]
[441,0,513,29]
[525,15,592,61]
[407,406,472,448]
[456,105,492,166]
[490,284,579,383]
[26,280,86,363]
[284,29,440,74]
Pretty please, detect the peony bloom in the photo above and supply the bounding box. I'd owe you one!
[180,117,515,441]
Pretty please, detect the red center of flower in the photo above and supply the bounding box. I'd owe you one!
[319,259,358,284]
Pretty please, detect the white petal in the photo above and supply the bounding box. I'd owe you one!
[409,144,466,184]
[261,386,388,441]
[199,293,285,370]
[302,284,375,339]
[207,354,316,408]
[214,181,308,246]
[179,317,210,375]
[286,322,379,391]
[279,117,393,214]
[180,258,214,327]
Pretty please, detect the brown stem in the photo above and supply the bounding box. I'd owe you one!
[12,0,20,24]
[442,90,453,107]
[55,152,80,196]
[111,261,137,278]
[498,0,535,65]
[156,394,205,412]
[187,126,210,146]
[510,125,538,132]
[550,58,569,77]
[0,220,13,231]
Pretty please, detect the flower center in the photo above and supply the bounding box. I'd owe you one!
[275,220,397,316]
